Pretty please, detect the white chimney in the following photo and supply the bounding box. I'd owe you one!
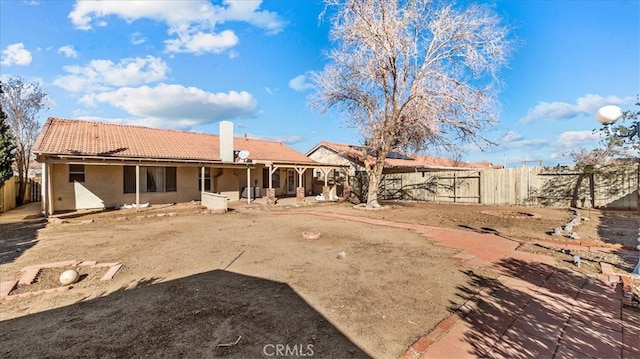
[219,121,234,162]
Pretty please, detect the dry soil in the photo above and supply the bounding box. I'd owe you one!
[0,200,637,358]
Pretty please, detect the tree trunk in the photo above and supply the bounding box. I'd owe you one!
[365,157,386,208]
[636,159,639,214]
[366,172,381,207]
[16,150,26,205]
[570,173,585,208]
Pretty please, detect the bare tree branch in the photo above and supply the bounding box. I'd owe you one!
[0,77,49,204]
[311,0,514,207]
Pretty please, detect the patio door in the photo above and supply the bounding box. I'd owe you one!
[286,169,296,195]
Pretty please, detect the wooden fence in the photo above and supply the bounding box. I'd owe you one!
[0,177,39,213]
[373,164,638,210]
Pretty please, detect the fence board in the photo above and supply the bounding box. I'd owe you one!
[362,164,638,210]
[1,177,18,213]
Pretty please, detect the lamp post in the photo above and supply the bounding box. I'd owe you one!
[596,105,640,276]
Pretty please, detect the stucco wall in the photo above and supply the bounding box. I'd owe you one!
[48,163,316,211]
[215,168,240,201]
[201,191,228,212]
[122,166,201,206]
[50,164,203,212]
[308,147,360,174]
[51,164,122,211]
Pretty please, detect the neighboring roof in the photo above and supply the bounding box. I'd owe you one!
[308,141,500,170]
[33,118,315,164]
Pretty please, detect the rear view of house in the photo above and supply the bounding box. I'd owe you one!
[33,118,339,215]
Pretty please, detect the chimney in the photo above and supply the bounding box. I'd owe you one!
[219,121,234,162]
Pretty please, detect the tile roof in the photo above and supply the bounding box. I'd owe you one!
[34,118,314,164]
[312,141,499,170]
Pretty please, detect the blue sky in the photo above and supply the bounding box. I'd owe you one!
[1,0,638,167]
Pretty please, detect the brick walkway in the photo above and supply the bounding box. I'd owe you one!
[300,210,639,359]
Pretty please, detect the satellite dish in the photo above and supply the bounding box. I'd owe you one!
[596,105,623,125]
[238,150,250,161]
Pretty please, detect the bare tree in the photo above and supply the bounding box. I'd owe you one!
[0,77,49,205]
[601,97,640,212]
[570,147,616,170]
[1,100,16,185]
[312,0,513,207]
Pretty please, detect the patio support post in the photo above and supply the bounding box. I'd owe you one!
[201,167,205,193]
[295,167,306,202]
[135,165,140,211]
[41,162,47,215]
[321,168,330,200]
[48,163,54,215]
[42,162,53,215]
[247,167,251,204]
[344,171,351,200]
[267,165,276,205]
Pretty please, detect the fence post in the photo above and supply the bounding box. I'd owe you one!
[477,171,481,204]
[453,172,457,203]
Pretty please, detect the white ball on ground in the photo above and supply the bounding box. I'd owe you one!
[59,269,79,285]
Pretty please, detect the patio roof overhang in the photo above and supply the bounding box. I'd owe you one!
[35,153,350,171]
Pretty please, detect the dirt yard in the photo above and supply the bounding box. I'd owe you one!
[0,200,638,358]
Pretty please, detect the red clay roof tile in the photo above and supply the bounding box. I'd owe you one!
[314,141,498,169]
[34,118,314,164]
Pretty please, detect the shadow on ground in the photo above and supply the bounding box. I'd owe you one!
[597,209,639,248]
[0,270,370,358]
[449,258,636,358]
[0,219,46,265]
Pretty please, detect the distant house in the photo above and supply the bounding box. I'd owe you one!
[306,141,500,200]
[33,118,340,214]
[307,141,499,173]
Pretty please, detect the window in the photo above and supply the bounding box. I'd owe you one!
[198,168,211,191]
[146,167,164,192]
[123,166,177,193]
[69,164,85,182]
[262,168,280,188]
[124,167,136,193]
[165,167,177,192]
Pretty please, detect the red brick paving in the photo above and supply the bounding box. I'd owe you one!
[100,263,123,281]
[2,260,122,300]
[298,210,637,359]
[0,280,18,298]
[18,267,41,285]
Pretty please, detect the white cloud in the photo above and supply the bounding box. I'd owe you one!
[68,0,285,54]
[553,130,604,149]
[54,56,169,92]
[227,50,239,59]
[497,131,548,149]
[80,84,258,129]
[1,43,32,66]
[520,94,635,124]
[246,133,303,145]
[289,74,314,92]
[217,0,286,35]
[130,32,146,45]
[164,30,238,55]
[57,45,78,58]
